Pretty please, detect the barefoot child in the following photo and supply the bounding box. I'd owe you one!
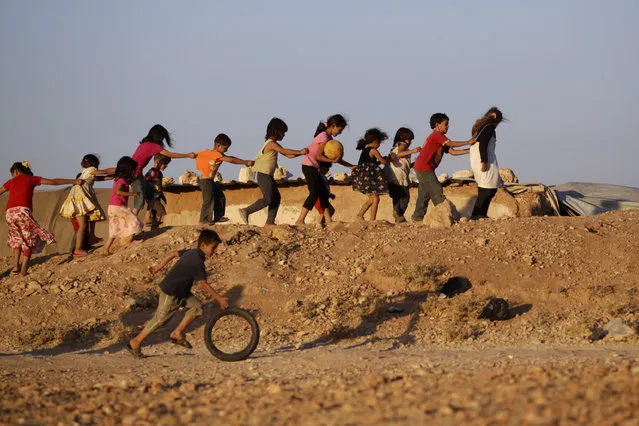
[196,133,254,226]
[59,154,113,258]
[103,157,144,255]
[384,128,421,223]
[239,118,308,225]
[0,162,82,275]
[127,229,229,358]
[411,113,474,222]
[352,128,389,221]
[143,154,171,227]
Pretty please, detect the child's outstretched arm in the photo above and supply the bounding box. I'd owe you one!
[267,141,308,158]
[445,138,475,148]
[448,147,470,156]
[219,156,255,167]
[149,251,180,274]
[160,150,197,159]
[396,147,421,158]
[196,280,229,309]
[369,148,389,165]
[41,178,84,186]
[95,175,115,182]
[0,186,7,196]
[116,183,140,198]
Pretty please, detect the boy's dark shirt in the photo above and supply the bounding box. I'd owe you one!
[477,124,496,163]
[159,249,207,299]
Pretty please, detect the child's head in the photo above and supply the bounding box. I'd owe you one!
[140,124,173,148]
[315,114,348,137]
[114,156,138,182]
[430,113,450,134]
[472,107,504,137]
[81,154,100,169]
[10,161,33,177]
[265,117,288,141]
[198,229,222,257]
[393,127,415,147]
[356,128,388,150]
[153,153,171,170]
[213,133,232,154]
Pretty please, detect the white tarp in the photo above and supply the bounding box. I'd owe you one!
[552,182,639,216]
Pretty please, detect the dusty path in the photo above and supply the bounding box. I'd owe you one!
[2,343,638,425]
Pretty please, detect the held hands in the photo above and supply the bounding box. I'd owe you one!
[132,191,141,197]
[246,160,255,167]
[481,162,487,172]
[348,165,356,171]
[301,148,310,155]
[469,138,477,146]
[189,152,197,159]
[74,179,85,185]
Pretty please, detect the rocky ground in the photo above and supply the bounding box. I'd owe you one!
[1,211,638,424]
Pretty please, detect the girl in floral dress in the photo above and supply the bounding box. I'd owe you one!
[351,128,389,221]
[59,154,113,258]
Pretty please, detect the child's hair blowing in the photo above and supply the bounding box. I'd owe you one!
[356,128,388,150]
[10,162,33,176]
[265,117,288,140]
[81,154,100,168]
[472,107,504,137]
[114,156,138,182]
[314,114,348,137]
[198,229,222,246]
[430,113,449,129]
[214,133,232,147]
[393,127,414,146]
[140,124,173,148]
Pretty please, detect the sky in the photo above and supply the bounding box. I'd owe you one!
[1,0,638,187]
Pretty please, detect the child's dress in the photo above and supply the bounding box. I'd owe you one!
[59,167,106,221]
[108,178,143,238]
[3,174,56,256]
[352,147,388,194]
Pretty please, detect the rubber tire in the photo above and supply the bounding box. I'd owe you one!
[204,307,260,362]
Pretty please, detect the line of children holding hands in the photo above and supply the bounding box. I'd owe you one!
[2,108,503,274]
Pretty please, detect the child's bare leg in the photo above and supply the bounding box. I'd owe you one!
[295,208,310,226]
[88,220,97,240]
[74,216,87,252]
[12,249,21,273]
[129,328,152,350]
[144,201,155,224]
[170,315,197,342]
[357,199,372,220]
[20,253,31,276]
[369,195,380,221]
[103,237,115,255]
[322,208,332,225]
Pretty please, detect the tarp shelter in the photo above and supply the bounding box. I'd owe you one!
[552,182,639,216]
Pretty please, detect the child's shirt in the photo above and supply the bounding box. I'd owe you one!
[252,139,278,176]
[109,178,129,207]
[159,249,208,299]
[413,131,448,172]
[145,167,164,198]
[357,147,380,166]
[196,149,223,178]
[302,131,331,170]
[2,174,42,210]
[132,142,164,177]
[385,146,411,187]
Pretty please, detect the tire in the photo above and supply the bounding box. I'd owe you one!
[204,307,260,362]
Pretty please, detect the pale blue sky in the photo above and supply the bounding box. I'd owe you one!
[1,1,637,187]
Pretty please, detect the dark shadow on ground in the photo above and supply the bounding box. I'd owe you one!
[510,303,533,317]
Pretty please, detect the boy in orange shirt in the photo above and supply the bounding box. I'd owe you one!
[196,133,254,225]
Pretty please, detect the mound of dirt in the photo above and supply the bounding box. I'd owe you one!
[1,211,637,353]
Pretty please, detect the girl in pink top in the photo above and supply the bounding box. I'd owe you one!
[104,156,144,255]
[295,114,354,226]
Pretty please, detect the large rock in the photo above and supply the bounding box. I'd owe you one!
[213,172,223,183]
[603,318,635,341]
[273,166,292,181]
[333,172,348,182]
[423,199,462,228]
[452,169,474,180]
[499,168,519,184]
[490,188,519,218]
[178,170,199,186]
[238,167,255,183]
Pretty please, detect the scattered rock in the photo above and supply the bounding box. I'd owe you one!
[603,318,635,341]
[499,168,519,184]
[423,199,462,229]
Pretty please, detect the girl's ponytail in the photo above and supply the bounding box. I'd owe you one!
[356,138,368,150]
[314,121,327,137]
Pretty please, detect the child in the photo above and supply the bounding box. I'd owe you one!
[196,133,254,226]
[127,229,229,358]
[143,154,171,227]
[239,118,308,225]
[384,128,421,223]
[351,128,390,221]
[103,157,144,255]
[59,154,113,258]
[295,114,354,226]
[411,113,474,222]
[470,107,504,219]
[313,162,336,221]
[129,124,196,217]
[0,162,82,275]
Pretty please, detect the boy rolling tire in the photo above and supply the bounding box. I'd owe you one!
[204,307,260,362]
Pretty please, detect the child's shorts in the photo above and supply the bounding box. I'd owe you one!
[144,291,203,332]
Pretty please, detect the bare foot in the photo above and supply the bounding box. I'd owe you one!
[129,240,142,247]
[294,221,305,227]
[355,215,365,222]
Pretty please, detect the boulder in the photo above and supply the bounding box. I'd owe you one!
[603,318,635,341]
[333,172,348,182]
[437,173,450,184]
[452,169,474,180]
[423,199,462,228]
[213,172,223,183]
[178,170,199,186]
[499,168,519,184]
[274,166,292,181]
[238,167,255,183]
[161,177,175,186]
